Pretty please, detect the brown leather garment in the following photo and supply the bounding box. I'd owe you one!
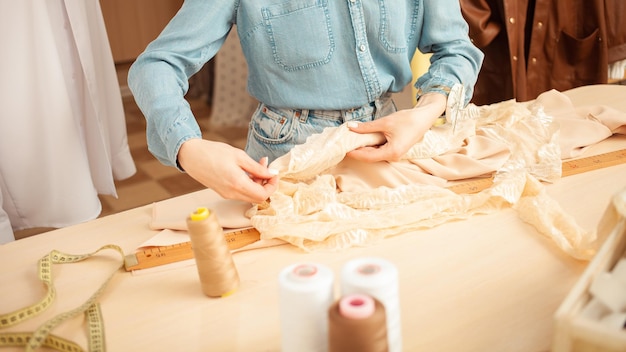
[460,0,626,105]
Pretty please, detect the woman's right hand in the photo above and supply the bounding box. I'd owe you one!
[177,138,279,204]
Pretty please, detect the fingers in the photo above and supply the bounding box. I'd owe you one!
[234,171,279,204]
[239,156,279,203]
[347,120,386,134]
[210,167,276,204]
[234,180,277,204]
[251,157,269,185]
[243,156,279,180]
[347,145,393,163]
[177,139,279,204]
[346,121,388,162]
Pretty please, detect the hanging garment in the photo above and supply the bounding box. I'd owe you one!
[0,187,12,244]
[0,0,135,243]
[460,0,626,105]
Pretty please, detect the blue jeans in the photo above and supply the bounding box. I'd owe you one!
[245,94,397,163]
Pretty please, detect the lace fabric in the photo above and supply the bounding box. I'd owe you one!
[248,90,626,260]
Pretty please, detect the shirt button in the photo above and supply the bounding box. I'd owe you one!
[509,17,515,24]
[531,57,537,64]
[537,21,543,29]
[359,44,366,52]
[512,55,518,61]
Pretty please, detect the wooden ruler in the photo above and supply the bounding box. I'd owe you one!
[124,228,261,271]
[126,148,626,271]
[561,148,626,176]
[445,148,626,195]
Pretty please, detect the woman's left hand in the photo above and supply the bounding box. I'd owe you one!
[346,92,447,162]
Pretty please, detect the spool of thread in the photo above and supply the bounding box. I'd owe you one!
[279,263,335,352]
[186,207,239,297]
[341,257,402,352]
[328,294,388,352]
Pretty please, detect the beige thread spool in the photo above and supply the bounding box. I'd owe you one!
[186,207,239,297]
[328,294,388,352]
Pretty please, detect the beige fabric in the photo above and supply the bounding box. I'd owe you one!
[248,89,626,259]
[534,90,626,158]
[150,194,252,231]
[149,89,626,259]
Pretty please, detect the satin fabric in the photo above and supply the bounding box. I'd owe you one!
[149,89,626,259]
[249,89,626,258]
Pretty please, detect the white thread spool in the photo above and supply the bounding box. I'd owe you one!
[341,257,402,352]
[279,263,335,352]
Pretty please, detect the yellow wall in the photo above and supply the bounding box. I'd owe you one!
[410,52,432,105]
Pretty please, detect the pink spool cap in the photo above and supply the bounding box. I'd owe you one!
[339,294,375,320]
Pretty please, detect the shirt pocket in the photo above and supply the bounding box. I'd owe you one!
[551,28,603,87]
[377,0,417,53]
[261,0,334,71]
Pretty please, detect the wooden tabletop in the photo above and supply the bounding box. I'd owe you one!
[1,85,625,352]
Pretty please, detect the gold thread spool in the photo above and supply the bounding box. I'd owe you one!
[186,207,239,297]
[328,294,388,352]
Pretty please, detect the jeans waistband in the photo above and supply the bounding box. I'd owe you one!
[304,93,393,120]
[261,93,394,123]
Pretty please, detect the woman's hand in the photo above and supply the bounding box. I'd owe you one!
[177,139,279,204]
[346,92,447,162]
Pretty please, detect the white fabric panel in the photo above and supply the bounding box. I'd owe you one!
[0,0,135,239]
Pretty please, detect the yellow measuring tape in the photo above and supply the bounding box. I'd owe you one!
[1,148,624,350]
[0,245,124,352]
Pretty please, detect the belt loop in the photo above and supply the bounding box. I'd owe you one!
[374,93,393,119]
[296,109,309,123]
[373,96,382,119]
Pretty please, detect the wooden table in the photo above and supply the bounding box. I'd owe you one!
[1,85,626,352]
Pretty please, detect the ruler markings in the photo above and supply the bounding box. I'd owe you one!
[125,228,261,271]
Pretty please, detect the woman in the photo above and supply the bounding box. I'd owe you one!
[129,0,483,204]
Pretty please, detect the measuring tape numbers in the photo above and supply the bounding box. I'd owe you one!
[0,245,125,352]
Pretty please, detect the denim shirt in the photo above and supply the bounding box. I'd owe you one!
[128,0,484,169]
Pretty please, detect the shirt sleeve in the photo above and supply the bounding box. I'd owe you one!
[414,0,484,105]
[127,0,238,169]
